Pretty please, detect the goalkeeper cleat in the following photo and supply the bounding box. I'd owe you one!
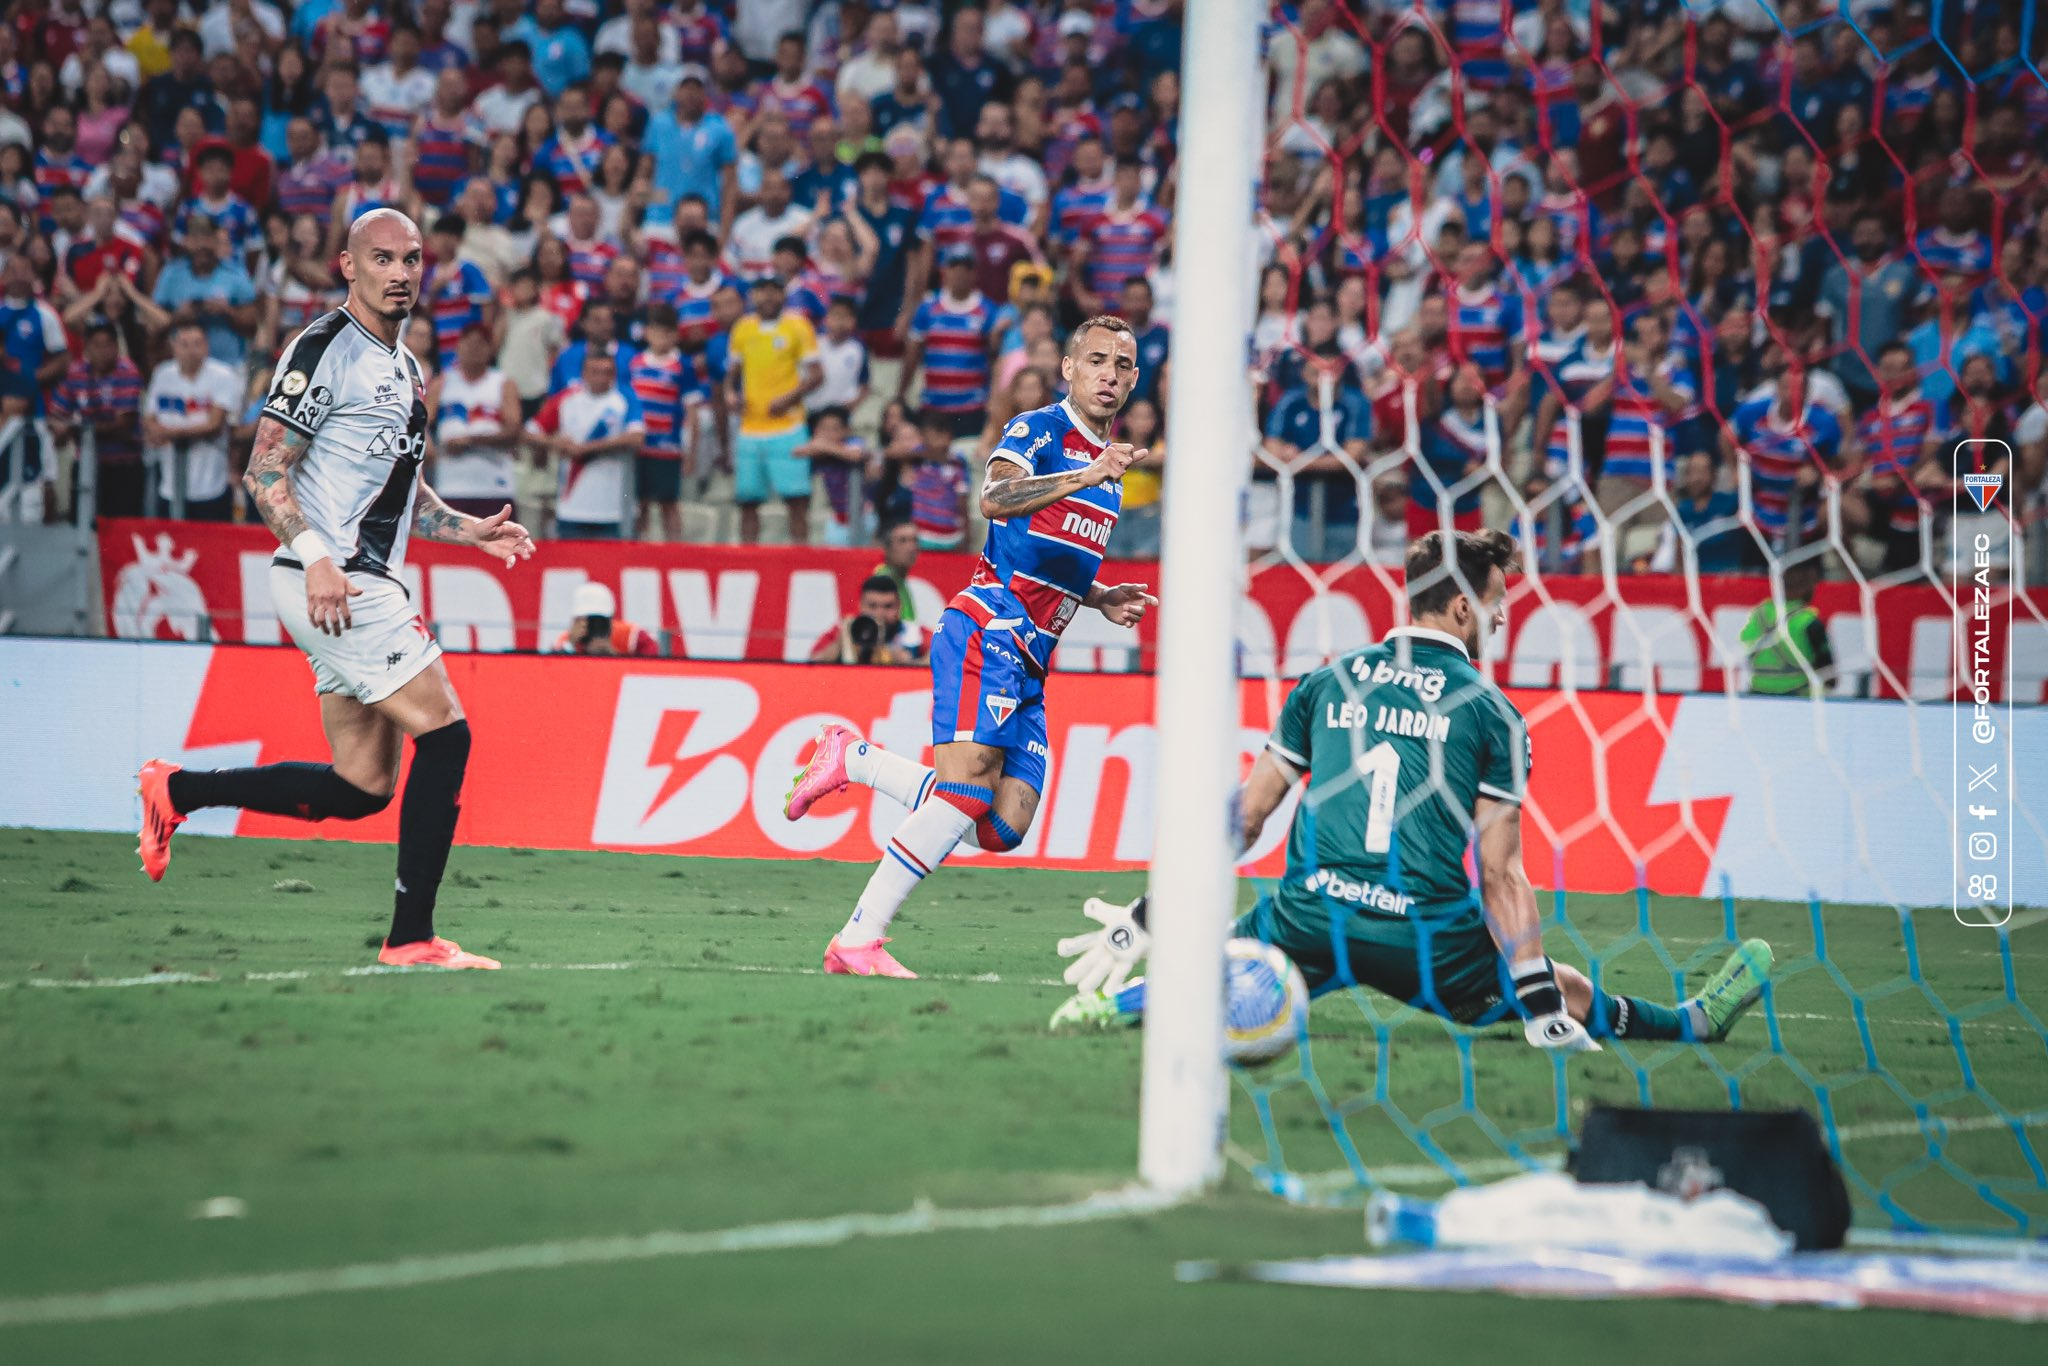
[1048,990,1122,1031]
[136,758,185,883]
[823,936,917,979]
[1698,938,1774,1040]
[784,724,857,820]
[377,937,502,970]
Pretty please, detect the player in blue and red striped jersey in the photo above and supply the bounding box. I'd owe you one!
[409,71,488,208]
[1075,159,1168,309]
[783,316,1157,979]
[1725,365,1846,546]
[625,302,693,543]
[900,245,999,437]
[424,214,497,370]
[1854,341,1945,572]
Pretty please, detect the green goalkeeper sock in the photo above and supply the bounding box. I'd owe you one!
[1589,988,1700,1042]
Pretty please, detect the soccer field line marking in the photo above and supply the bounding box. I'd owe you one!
[0,960,1061,993]
[0,1184,1185,1328]
[7,963,2037,1035]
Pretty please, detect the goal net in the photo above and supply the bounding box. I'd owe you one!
[1214,0,2047,1239]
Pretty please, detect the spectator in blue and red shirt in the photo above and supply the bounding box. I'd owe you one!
[901,244,998,438]
[756,31,836,139]
[425,214,498,371]
[49,318,144,516]
[1072,158,1167,314]
[411,70,488,209]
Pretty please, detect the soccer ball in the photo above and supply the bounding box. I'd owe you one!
[1224,938,1309,1066]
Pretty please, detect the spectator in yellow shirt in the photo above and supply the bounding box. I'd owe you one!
[725,275,823,544]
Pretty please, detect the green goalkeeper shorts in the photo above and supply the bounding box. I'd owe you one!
[1231,895,1511,1026]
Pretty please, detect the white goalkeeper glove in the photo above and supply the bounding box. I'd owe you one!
[1056,894,1150,997]
[1513,957,1601,1054]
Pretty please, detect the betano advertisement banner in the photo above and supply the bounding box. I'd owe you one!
[4,638,2038,907]
[98,519,2046,701]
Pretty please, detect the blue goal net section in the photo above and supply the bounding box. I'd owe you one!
[1229,1,2046,1239]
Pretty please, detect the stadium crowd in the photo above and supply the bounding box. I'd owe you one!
[1,0,2043,583]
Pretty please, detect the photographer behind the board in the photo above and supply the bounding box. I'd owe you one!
[551,582,662,657]
[812,575,927,666]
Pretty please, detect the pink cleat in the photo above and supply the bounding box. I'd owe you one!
[377,937,502,970]
[823,936,918,979]
[784,723,858,820]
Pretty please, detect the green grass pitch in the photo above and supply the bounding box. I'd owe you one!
[2,827,2044,1363]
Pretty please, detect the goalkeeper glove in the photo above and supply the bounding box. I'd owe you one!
[1056,894,1150,997]
[1513,957,1601,1054]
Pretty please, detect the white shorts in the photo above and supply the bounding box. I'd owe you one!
[270,563,442,704]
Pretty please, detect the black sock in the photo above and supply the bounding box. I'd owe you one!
[168,764,391,821]
[390,721,472,947]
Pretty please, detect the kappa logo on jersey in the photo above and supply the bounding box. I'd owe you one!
[985,693,1018,727]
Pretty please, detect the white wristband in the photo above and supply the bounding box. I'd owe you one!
[290,531,333,567]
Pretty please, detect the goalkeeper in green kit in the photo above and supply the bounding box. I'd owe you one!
[1053,529,1772,1051]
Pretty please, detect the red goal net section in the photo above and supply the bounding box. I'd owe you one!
[1207,0,2048,1241]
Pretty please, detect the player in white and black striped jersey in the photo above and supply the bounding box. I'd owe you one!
[135,209,536,971]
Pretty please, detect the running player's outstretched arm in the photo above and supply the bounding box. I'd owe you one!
[979,441,1142,520]
[412,482,536,565]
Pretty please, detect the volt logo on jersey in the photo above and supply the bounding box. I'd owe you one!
[985,694,1018,727]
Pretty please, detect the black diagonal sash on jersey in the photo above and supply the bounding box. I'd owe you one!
[349,349,431,577]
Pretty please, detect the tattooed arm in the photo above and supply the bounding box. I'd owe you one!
[245,415,315,549]
[414,480,537,565]
[978,441,1143,522]
[249,415,364,635]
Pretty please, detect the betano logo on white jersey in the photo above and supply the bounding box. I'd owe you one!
[261,307,431,579]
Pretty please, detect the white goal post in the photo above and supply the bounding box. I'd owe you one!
[1139,0,1263,1196]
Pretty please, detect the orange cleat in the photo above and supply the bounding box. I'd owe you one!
[823,935,918,979]
[136,758,185,883]
[377,937,502,970]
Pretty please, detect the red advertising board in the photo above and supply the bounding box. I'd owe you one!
[99,519,2044,701]
[152,645,1722,895]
